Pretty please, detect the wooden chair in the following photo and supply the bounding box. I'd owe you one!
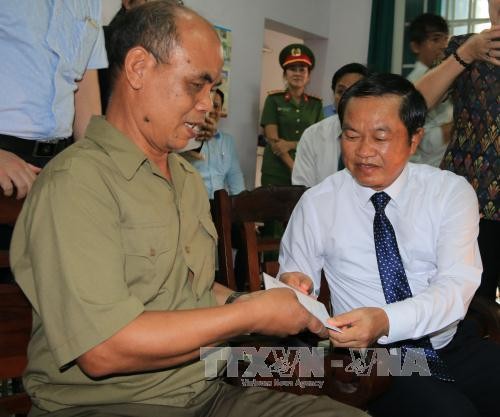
[0,283,31,416]
[0,194,31,416]
[467,295,500,343]
[212,187,390,409]
[213,185,307,292]
[0,194,24,271]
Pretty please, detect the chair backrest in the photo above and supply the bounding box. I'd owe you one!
[0,195,31,415]
[212,185,307,292]
[0,194,24,270]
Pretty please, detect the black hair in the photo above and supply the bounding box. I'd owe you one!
[337,73,427,141]
[331,63,370,91]
[409,13,449,44]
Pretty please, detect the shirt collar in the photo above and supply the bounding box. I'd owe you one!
[85,116,147,180]
[284,91,309,102]
[84,116,195,180]
[414,60,430,72]
[352,164,410,209]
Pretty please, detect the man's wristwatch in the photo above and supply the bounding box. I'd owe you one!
[225,291,247,304]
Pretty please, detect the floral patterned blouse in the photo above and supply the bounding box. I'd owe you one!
[441,34,499,221]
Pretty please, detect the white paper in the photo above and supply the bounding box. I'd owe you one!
[263,273,342,332]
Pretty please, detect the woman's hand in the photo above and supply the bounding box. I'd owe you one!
[458,25,500,65]
[270,139,295,156]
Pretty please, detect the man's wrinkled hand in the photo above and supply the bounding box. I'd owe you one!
[247,288,328,339]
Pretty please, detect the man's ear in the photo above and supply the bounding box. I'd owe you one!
[409,127,424,155]
[124,46,154,90]
[409,41,421,55]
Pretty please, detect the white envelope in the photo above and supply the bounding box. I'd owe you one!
[263,273,341,333]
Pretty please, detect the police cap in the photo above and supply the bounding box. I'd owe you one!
[279,43,315,70]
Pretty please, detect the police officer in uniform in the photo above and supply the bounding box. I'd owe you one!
[260,43,323,185]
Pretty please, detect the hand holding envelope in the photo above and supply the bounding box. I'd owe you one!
[263,273,341,333]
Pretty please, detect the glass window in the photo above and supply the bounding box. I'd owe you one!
[452,24,469,35]
[441,0,490,34]
[474,0,490,18]
[454,0,470,19]
[473,22,491,32]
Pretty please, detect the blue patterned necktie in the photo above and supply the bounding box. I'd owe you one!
[371,192,453,381]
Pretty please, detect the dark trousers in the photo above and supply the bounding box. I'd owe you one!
[368,319,500,417]
[476,219,500,300]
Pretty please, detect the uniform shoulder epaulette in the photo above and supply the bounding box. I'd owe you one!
[306,93,322,101]
[267,89,286,96]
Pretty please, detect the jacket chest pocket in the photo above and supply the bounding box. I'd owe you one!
[185,216,218,291]
[120,225,175,293]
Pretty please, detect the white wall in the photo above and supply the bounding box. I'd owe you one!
[101,0,373,189]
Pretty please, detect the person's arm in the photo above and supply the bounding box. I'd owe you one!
[264,125,295,170]
[278,194,324,294]
[77,287,327,378]
[377,180,480,346]
[292,127,316,186]
[73,69,102,140]
[416,26,500,109]
[0,150,41,198]
[212,281,235,305]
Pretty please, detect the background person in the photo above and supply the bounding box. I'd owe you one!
[260,43,323,186]
[10,3,366,417]
[407,13,453,167]
[0,0,107,284]
[292,63,369,187]
[416,0,500,301]
[0,0,107,198]
[190,88,245,199]
[279,73,500,417]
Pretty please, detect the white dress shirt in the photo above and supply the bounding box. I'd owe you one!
[407,61,453,167]
[292,115,342,187]
[279,163,482,349]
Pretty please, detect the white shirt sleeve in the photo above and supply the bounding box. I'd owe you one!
[379,178,482,346]
[278,194,324,295]
[292,128,317,187]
